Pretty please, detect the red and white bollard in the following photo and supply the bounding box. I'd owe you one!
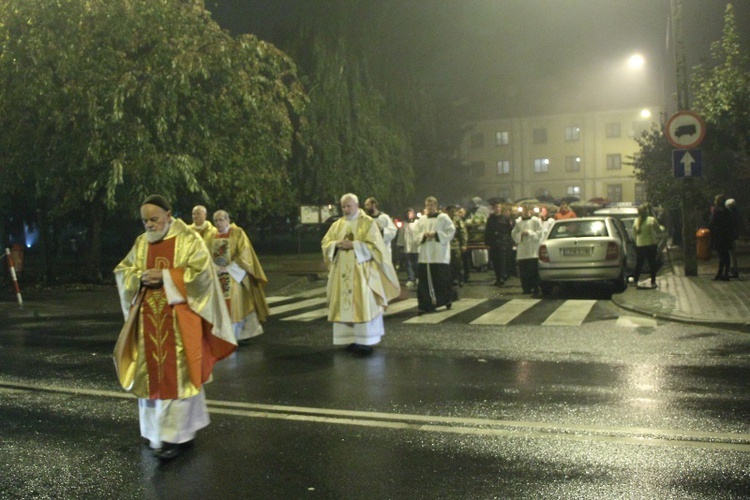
[5,247,23,307]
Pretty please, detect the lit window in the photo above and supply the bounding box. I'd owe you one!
[534,158,549,173]
[495,131,509,146]
[565,156,581,172]
[566,185,581,196]
[565,126,581,141]
[496,160,510,175]
[606,154,622,170]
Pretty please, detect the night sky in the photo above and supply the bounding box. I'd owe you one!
[205,0,750,117]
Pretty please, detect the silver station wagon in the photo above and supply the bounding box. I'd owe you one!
[538,216,634,294]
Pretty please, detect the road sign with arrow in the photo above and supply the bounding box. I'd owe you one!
[672,149,702,178]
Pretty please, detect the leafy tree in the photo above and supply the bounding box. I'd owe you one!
[691,4,750,167]
[281,0,417,212]
[691,3,750,188]
[633,3,749,229]
[0,0,306,280]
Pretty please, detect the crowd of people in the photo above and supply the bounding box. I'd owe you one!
[111,192,742,463]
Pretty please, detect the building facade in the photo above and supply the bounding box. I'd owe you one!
[460,107,661,203]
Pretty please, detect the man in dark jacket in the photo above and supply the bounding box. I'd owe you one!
[709,194,733,281]
[485,202,514,286]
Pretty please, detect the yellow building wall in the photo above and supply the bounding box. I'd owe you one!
[460,107,660,203]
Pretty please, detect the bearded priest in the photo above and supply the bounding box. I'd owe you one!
[114,195,237,460]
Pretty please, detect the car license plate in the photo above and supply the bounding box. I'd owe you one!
[561,247,593,257]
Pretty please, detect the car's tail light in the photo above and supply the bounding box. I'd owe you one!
[606,242,619,260]
[539,245,549,262]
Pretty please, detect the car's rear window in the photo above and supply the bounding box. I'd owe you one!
[548,220,609,239]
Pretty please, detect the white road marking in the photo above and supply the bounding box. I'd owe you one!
[266,296,292,305]
[470,299,540,325]
[281,308,329,322]
[404,299,485,324]
[383,299,419,316]
[294,286,327,298]
[269,297,328,315]
[4,380,750,452]
[542,300,597,326]
[616,316,658,328]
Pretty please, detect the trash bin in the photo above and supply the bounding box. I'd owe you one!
[696,228,711,261]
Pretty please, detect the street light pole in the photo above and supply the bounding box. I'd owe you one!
[670,0,698,276]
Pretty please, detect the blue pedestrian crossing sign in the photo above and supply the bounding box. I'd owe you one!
[673,149,702,178]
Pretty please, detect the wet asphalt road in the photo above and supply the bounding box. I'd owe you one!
[2,287,750,499]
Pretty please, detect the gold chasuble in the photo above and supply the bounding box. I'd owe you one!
[188,220,217,242]
[322,210,400,324]
[114,218,237,400]
[206,224,270,324]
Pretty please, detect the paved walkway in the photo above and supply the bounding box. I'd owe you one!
[611,245,750,327]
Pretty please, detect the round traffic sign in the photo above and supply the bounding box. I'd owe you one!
[665,111,706,149]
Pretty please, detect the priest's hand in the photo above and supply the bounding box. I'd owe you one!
[337,239,354,250]
[141,269,163,287]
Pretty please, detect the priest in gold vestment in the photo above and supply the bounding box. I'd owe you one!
[206,210,270,341]
[114,195,236,460]
[187,205,217,242]
[321,193,400,355]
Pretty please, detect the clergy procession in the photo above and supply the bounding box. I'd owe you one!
[111,192,526,461]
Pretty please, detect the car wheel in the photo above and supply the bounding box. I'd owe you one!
[613,269,627,293]
[540,282,553,296]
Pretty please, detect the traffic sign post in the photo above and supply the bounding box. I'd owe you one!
[672,149,702,178]
[666,110,705,277]
[666,111,706,149]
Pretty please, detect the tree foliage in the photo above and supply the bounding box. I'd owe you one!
[0,0,306,277]
[282,0,417,210]
[691,3,750,183]
[633,3,750,212]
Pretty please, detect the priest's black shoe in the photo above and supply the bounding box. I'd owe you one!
[154,442,180,461]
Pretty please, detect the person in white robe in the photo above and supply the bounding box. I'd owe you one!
[414,196,456,313]
[511,206,544,296]
[364,197,398,264]
[322,193,400,355]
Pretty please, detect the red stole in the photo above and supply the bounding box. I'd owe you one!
[142,238,180,399]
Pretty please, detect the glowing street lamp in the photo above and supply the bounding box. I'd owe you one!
[627,53,645,70]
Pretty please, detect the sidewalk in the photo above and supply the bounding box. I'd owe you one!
[2,247,749,328]
[611,244,750,327]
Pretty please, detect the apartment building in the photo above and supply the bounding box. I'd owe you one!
[460,107,662,203]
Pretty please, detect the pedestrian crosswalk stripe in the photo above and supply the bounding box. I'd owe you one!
[281,308,329,322]
[266,296,292,305]
[384,299,419,316]
[265,294,615,327]
[470,299,540,325]
[269,297,327,315]
[542,299,597,326]
[295,286,327,298]
[404,299,485,324]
